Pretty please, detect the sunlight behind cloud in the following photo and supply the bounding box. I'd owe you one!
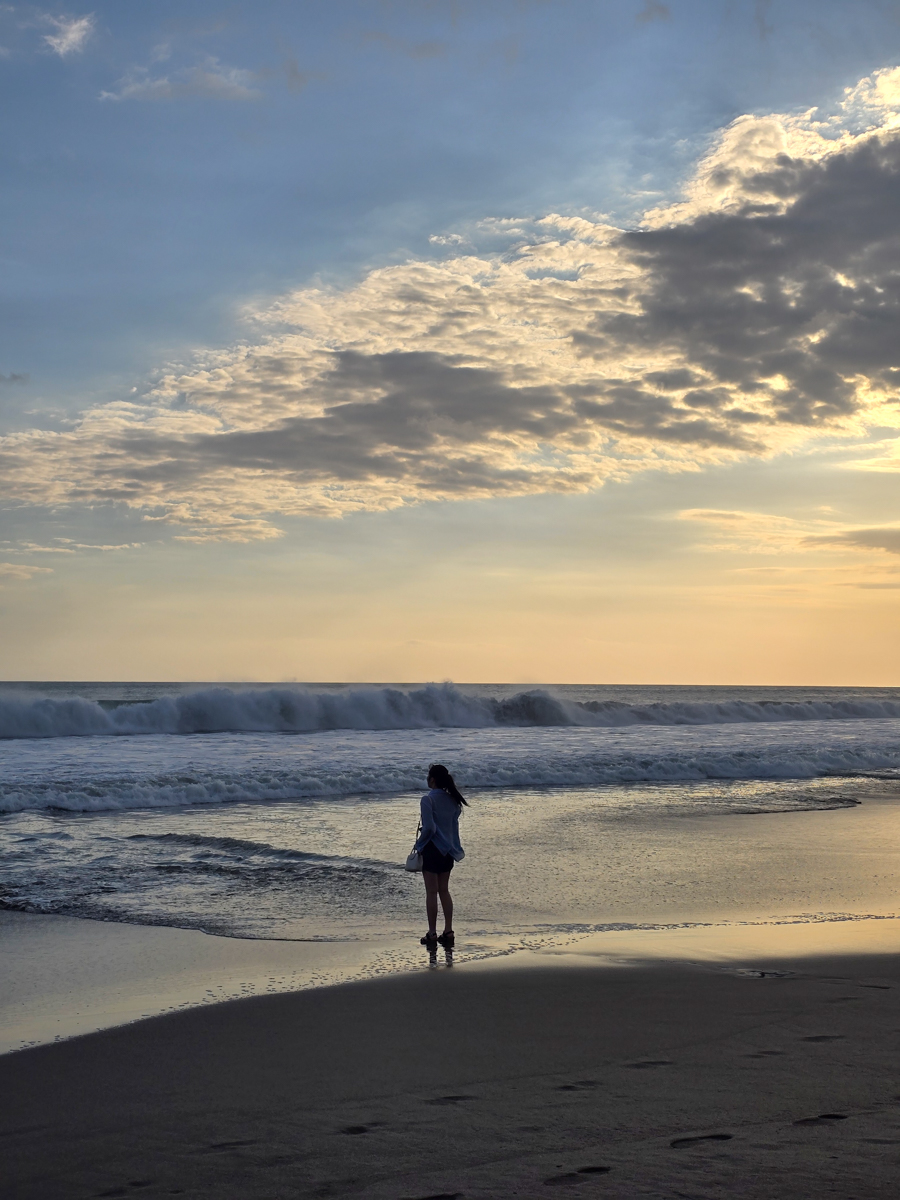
[3,65,900,543]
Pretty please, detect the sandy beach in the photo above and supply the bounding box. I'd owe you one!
[3,942,900,1200]
[3,783,900,1197]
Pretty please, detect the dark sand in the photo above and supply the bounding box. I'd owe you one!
[3,953,900,1199]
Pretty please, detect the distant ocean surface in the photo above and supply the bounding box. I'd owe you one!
[2,682,899,948]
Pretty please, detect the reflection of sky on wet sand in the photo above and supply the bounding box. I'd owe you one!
[525,916,900,973]
[4,788,899,1052]
[4,776,896,941]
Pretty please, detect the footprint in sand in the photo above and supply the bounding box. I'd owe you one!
[625,1060,673,1069]
[543,1166,611,1185]
[408,1193,464,1199]
[793,1113,849,1126]
[341,1125,371,1135]
[425,1095,476,1106]
[744,1050,787,1058]
[800,1035,845,1042]
[201,1139,258,1153]
[670,1133,733,1148]
[555,1080,600,1091]
[97,1187,155,1198]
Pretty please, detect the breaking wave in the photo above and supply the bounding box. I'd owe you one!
[2,683,900,740]
[2,739,898,813]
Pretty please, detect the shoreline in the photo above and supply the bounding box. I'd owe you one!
[3,784,899,1055]
[4,946,900,1198]
[4,901,900,1054]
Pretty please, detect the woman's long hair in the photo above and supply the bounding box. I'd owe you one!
[428,763,468,806]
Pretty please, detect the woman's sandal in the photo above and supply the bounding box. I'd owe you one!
[437,930,455,947]
[420,931,438,945]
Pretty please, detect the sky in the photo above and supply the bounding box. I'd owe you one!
[1,0,899,684]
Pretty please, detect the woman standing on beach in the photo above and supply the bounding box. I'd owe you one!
[414,764,467,947]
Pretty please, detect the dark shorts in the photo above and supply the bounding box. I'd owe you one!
[421,841,455,874]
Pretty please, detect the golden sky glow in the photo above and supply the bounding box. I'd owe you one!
[1,22,899,683]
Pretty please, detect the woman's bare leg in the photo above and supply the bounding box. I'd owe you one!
[422,870,439,934]
[437,871,453,932]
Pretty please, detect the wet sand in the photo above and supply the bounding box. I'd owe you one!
[3,950,900,1199]
[0,909,405,1054]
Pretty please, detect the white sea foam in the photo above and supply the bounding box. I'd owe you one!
[1,722,898,813]
[2,683,900,740]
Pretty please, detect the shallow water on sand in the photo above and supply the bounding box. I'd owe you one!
[2,776,897,942]
[2,682,899,955]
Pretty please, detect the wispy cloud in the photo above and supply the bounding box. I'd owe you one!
[0,562,53,581]
[680,509,900,563]
[43,12,93,57]
[100,57,260,102]
[0,372,28,384]
[4,66,900,540]
[2,539,142,552]
[677,509,827,555]
[0,541,74,553]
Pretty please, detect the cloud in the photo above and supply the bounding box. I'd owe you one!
[4,66,900,539]
[677,508,825,554]
[11,539,142,552]
[0,541,74,553]
[43,12,93,57]
[754,0,773,41]
[429,233,469,246]
[806,528,900,555]
[636,2,669,24]
[680,510,900,561]
[0,562,53,581]
[838,436,900,473]
[0,373,28,384]
[100,57,260,102]
[281,57,315,93]
[360,31,446,59]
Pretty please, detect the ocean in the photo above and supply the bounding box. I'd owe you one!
[2,681,899,964]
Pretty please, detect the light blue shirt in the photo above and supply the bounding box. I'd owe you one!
[414,787,465,861]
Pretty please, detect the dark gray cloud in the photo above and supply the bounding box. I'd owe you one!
[571,384,760,449]
[590,133,900,429]
[808,528,900,555]
[100,352,586,498]
[95,349,762,503]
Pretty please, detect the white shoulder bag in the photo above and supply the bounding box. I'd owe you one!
[404,820,423,872]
